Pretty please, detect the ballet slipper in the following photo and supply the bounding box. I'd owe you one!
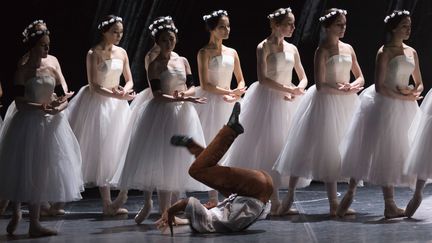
[384,199,405,219]
[6,211,22,235]
[28,225,57,238]
[277,194,299,215]
[405,194,422,218]
[270,200,281,216]
[336,192,355,217]
[135,200,153,224]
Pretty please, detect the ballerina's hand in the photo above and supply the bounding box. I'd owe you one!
[349,84,364,93]
[121,90,136,101]
[223,94,239,103]
[112,86,126,96]
[64,91,75,99]
[231,87,247,96]
[155,211,175,236]
[397,85,415,95]
[290,87,305,95]
[337,82,351,92]
[184,96,207,104]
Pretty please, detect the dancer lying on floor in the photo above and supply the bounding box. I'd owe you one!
[156,102,273,235]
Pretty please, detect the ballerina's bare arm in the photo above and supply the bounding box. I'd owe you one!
[231,49,246,96]
[293,45,308,90]
[348,45,365,92]
[410,48,424,94]
[119,48,134,94]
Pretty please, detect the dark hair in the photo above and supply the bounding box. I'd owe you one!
[319,8,347,28]
[98,14,123,33]
[154,27,178,43]
[22,20,49,50]
[384,10,410,33]
[268,8,293,25]
[203,10,228,31]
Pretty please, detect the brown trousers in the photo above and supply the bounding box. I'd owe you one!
[187,126,273,203]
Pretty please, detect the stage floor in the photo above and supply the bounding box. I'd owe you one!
[1,182,432,242]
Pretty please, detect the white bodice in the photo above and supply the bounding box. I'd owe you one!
[159,66,187,95]
[95,59,123,89]
[208,55,234,89]
[266,52,295,86]
[325,54,352,84]
[384,55,415,89]
[24,75,55,104]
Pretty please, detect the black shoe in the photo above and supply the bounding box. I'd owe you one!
[227,102,244,134]
[170,135,193,147]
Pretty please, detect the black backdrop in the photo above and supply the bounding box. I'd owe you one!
[1,0,431,117]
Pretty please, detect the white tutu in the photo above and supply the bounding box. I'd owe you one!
[223,82,306,187]
[405,89,432,180]
[130,87,153,112]
[194,86,235,143]
[340,85,418,186]
[0,109,83,203]
[115,99,208,192]
[67,85,131,187]
[274,85,359,182]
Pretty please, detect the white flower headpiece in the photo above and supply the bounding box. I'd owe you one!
[384,10,410,23]
[98,16,123,30]
[267,8,292,19]
[22,20,49,43]
[149,16,173,31]
[203,10,228,21]
[151,24,178,37]
[319,9,347,22]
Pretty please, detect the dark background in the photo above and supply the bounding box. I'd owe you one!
[1,0,431,117]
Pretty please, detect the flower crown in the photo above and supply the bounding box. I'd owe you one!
[22,20,49,43]
[149,16,173,31]
[151,24,178,37]
[319,9,347,22]
[203,10,228,21]
[98,16,123,30]
[267,8,292,19]
[384,10,410,23]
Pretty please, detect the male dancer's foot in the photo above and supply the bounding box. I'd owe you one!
[227,102,244,135]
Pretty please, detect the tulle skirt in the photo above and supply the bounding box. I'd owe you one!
[0,108,83,203]
[115,99,208,192]
[405,89,432,180]
[274,85,359,183]
[222,82,303,187]
[340,85,418,186]
[67,85,131,187]
[130,87,153,112]
[194,87,235,143]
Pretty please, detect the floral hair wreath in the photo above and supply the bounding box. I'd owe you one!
[98,16,123,30]
[151,24,178,37]
[22,20,49,43]
[267,8,292,19]
[384,10,410,23]
[319,9,348,22]
[202,10,228,21]
[148,16,173,31]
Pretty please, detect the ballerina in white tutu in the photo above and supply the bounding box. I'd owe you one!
[404,87,432,218]
[0,20,83,237]
[196,9,247,208]
[222,7,308,215]
[273,8,364,216]
[130,16,180,111]
[116,23,207,224]
[337,10,423,218]
[67,15,136,216]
